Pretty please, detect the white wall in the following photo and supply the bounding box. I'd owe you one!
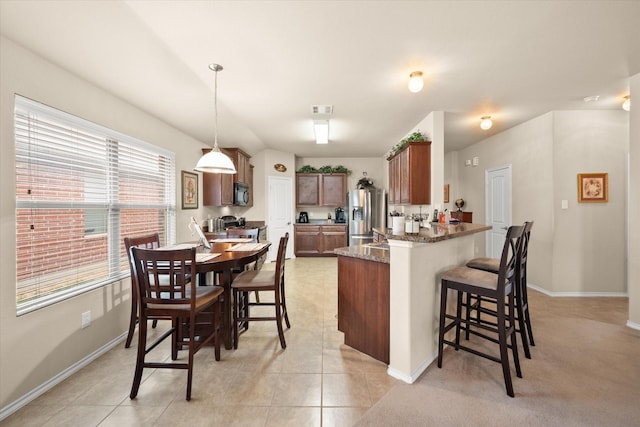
[0,36,209,410]
[628,73,640,326]
[455,110,628,294]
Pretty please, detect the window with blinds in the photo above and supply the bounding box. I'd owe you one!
[14,95,176,315]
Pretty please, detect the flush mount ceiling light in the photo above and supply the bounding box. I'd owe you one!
[194,63,237,174]
[408,71,424,93]
[480,116,493,130]
[313,120,329,144]
[622,96,631,111]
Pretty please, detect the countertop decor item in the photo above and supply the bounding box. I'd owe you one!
[274,163,287,172]
[455,198,465,211]
[356,172,374,189]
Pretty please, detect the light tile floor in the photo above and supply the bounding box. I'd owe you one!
[2,258,398,427]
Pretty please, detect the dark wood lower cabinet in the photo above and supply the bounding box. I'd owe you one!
[294,224,346,257]
[337,256,390,364]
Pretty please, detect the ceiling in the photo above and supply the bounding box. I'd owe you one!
[1,1,639,158]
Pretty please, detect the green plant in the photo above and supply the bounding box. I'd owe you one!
[296,165,318,173]
[296,165,352,175]
[403,131,426,143]
[332,165,351,175]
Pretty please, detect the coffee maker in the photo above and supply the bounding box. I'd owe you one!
[335,207,346,223]
[298,212,309,223]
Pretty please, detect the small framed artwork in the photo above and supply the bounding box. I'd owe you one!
[181,170,198,209]
[444,184,450,203]
[577,173,608,203]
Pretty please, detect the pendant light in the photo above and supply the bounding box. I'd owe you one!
[194,63,237,174]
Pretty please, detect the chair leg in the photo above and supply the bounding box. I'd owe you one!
[522,286,536,346]
[437,285,448,368]
[275,290,287,349]
[454,290,463,350]
[281,280,291,329]
[515,295,531,359]
[254,290,260,303]
[214,298,221,361]
[185,314,196,401]
[125,298,137,348]
[232,289,239,349]
[130,316,147,399]
[509,293,522,379]
[496,301,515,398]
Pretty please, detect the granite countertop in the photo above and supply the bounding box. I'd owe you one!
[294,220,347,226]
[374,222,491,243]
[334,243,390,264]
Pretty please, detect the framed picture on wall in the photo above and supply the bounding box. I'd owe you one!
[577,172,608,203]
[181,170,198,209]
[444,184,450,203]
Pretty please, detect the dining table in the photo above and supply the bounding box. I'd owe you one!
[193,239,271,349]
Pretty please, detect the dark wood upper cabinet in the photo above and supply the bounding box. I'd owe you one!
[202,147,252,207]
[388,142,431,205]
[296,173,346,207]
[296,174,320,206]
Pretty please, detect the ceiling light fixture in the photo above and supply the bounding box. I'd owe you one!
[622,96,631,112]
[408,71,424,93]
[314,120,329,144]
[194,63,237,174]
[480,116,493,130]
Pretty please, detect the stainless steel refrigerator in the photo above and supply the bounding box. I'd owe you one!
[348,188,387,246]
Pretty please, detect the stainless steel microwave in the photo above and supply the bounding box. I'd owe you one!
[234,182,250,206]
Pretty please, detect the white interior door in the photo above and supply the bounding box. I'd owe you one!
[485,165,512,258]
[267,176,293,262]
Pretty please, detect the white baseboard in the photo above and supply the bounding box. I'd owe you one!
[387,354,437,384]
[527,283,628,298]
[626,320,640,330]
[0,332,127,422]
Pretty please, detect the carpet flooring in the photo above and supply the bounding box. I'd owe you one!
[355,291,640,427]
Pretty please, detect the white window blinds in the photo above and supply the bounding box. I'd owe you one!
[15,95,176,315]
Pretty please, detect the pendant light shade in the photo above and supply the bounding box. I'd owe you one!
[194,63,236,174]
[195,147,237,173]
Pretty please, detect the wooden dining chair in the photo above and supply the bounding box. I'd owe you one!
[226,228,262,302]
[123,233,162,348]
[437,225,524,397]
[232,233,290,349]
[129,246,223,401]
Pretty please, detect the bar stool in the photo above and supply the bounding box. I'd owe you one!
[437,225,524,397]
[466,221,535,358]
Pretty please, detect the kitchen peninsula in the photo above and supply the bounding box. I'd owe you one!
[335,222,491,384]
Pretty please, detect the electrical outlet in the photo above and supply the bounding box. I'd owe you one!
[81,311,91,329]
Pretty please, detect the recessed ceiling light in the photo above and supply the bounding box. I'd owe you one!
[583,95,600,103]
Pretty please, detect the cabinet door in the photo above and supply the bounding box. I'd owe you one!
[388,156,398,204]
[407,143,430,205]
[320,174,346,207]
[320,225,347,254]
[399,148,411,204]
[296,174,320,206]
[202,170,234,206]
[294,225,321,256]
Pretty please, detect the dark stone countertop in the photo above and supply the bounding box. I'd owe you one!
[334,243,390,264]
[374,222,491,243]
